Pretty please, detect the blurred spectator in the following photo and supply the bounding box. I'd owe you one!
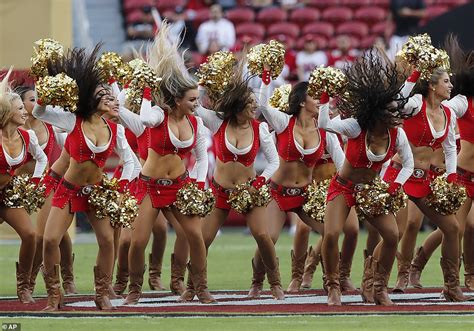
[165,6,197,50]
[328,35,358,69]
[126,5,156,41]
[218,0,237,11]
[278,0,306,11]
[387,0,426,60]
[296,35,328,81]
[195,4,236,54]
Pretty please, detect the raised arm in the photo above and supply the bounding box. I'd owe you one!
[27,130,48,179]
[32,104,75,133]
[257,80,291,134]
[139,87,165,127]
[325,132,345,172]
[443,94,468,119]
[258,122,279,181]
[118,105,145,137]
[192,118,209,185]
[318,93,361,138]
[400,70,423,116]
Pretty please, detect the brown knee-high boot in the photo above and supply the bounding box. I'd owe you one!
[16,262,35,304]
[148,253,166,291]
[408,247,428,288]
[265,258,285,300]
[61,253,78,295]
[440,257,472,302]
[464,254,474,291]
[339,252,356,292]
[170,253,186,295]
[247,257,266,298]
[301,246,320,289]
[373,258,394,306]
[93,266,116,310]
[178,270,195,302]
[29,260,42,295]
[392,252,411,293]
[113,265,129,295]
[360,250,374,303]
[42,264,64,311]
[287,250,307,292]
[325,272,341,306]
[187,263,216,304]
[123,266,145,305]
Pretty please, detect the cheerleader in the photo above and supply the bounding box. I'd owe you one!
[14,85,77,296]
[111,82,191,295]
[191,63,284,300]
[319,50,414,306]
[252,69,345,298]
[383,59,470,301]
[33,47,137,311]
[124,23,214,304]
[0,69,48,303]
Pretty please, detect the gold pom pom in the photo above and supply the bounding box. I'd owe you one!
[175,182,215,217]
[426,176,467,215]
[125,59,162,113]
[88,177,121,220]
[30,38,64,80]
[252,184,272,208]
[95,52,132,86]
[269,84,292,112]
[387,189,408,217]
[197,51,236,102]
[355,177,390,221]
[1,175,45,214]
[36,73,79,112]
[307,66,347,99]
[112,191,138,229]
[228,182,254,214]
[247,40,285,79]
[303,179,330,223]
[398,33,450,80]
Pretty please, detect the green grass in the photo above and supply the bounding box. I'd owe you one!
[1,228,465,330]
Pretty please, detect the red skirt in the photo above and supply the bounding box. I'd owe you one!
[135,172,190,209]
[457,167,474,199]
[326,175,361,207]
[269,181,306,211]
[210,178,233,210]
[384,161,431,198]
[51,179,96,213]
[42,169,62,198]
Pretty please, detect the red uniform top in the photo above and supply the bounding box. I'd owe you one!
[0,129,31,176]
[403,100,452,149]
[276,116,326,167]
[124,128,138,154]
[25,123,55,164]
[345,128,398,171]
[148,112,197,159]
[213,119,260,166]
[136,128,150,161]
[64,117,117,168]
[457,97,474,144]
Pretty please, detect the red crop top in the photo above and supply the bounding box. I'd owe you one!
[403,100,451,149]
[213,119,260,166]
[0,129,31,176]
[136,128,149,161]
[345,128,398,171]
[457,97,474,144]
[64,117,117,168]
[148,111,197,159]
[25,123,55,164]
[125,128,138,154]
[276,116,326,167]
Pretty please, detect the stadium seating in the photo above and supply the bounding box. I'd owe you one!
[322,7,353,25]
[302,22,335,39]
[256,7,288,27]
[296,34,329,50]
[420,5,450,25]
[225,7,255,25]
[156,0,185,12]
[267,22,300,39]
[123,0,154,13]
[340,0,371,9]
[236,22,266,40]
[354,6,386,25]
[336,21,369,38]
[306,0,340,10]
[289,8,321,28]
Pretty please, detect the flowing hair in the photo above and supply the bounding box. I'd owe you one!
[47,44,102,119]
[147,21,197,109]
[337,48,410,131]
[443,34,474,97]
[0,68,22,128]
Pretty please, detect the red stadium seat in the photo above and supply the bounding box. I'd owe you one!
[192,8,211,28]
[126,9,144,24]
[257,7,288,26]
[322,7,353,25]
[340,0,370,9]
[289,8,321,28]
[354,7,386,25]
[371,0,390,8]
[226,7,255,25]
[156,0,185,12]
[123,0,154,12]
[420,5,449,25]
[328,36,360,49]
[336,21,369,38]
[306,0,339,9]
[371,21,387,35]
[267,22,300,39]
[296,34,328,50]
[302,22,335,38]
[360,35,378,49]
[236,22,266,40]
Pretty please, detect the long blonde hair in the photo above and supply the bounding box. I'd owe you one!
[0,68,21,128]
[146,21,197,109]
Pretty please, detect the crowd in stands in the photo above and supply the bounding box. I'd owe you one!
[121,0,469,80]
